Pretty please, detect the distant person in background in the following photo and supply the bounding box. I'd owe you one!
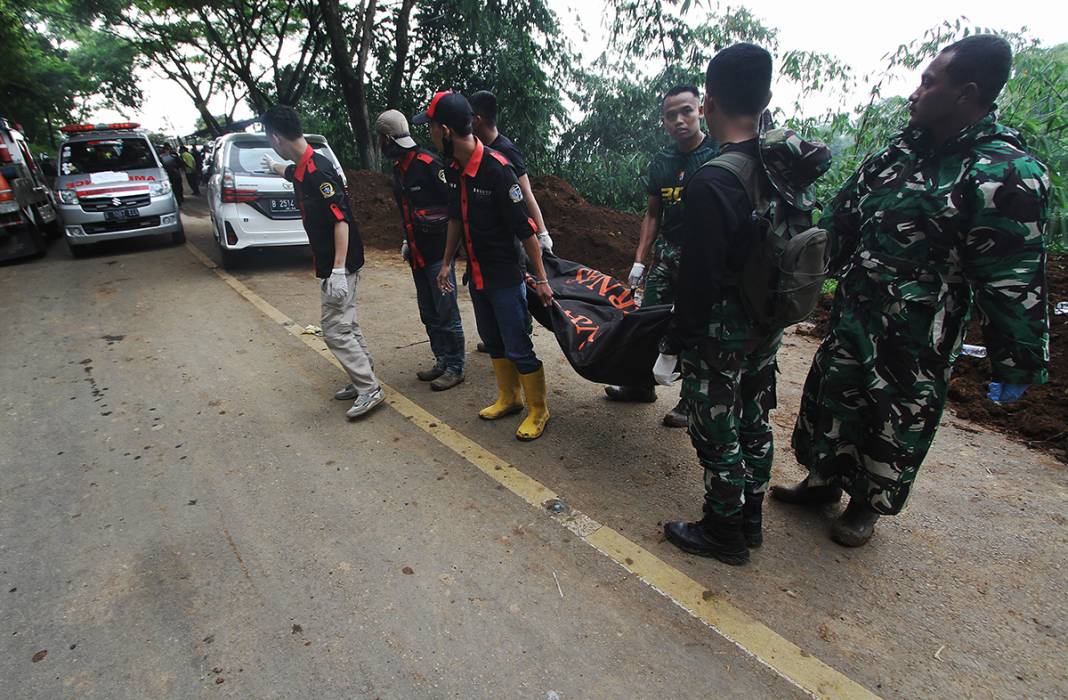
[159,144,184,206]
[179,145,199,195]
[376,108,466,391]
[604,85,719,429]
[776,35,1051,548]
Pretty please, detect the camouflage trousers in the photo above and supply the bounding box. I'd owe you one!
[791,301,955,516]
[642,238,681,307]
[681,331,783,517]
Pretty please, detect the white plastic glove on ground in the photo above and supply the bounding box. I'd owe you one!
[652,353,680,385]
[325,268,348,299]
[628,262,646,288]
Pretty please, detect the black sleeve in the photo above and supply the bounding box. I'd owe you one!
[494,164,536,241]
[430,162,452,203]
[283,164,296,183]
[505,145,527,178]
[306,165,349,223]
[665,173,732,351]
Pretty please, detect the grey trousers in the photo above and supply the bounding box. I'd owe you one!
[320,270,378,394]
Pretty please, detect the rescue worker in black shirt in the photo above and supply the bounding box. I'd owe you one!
[375,109,466,391]
[261,105,384,420]
[469,90,553,254]
[413,91,555,441]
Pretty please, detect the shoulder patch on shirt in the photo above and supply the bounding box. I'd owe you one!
[320,182,336,198]
[509,184,523,203]
[438,169,447,184]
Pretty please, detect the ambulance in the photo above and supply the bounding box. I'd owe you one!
[0,116,60,262]
[54,122,184,257]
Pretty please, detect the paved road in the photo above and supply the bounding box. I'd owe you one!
[2,198,1066,699]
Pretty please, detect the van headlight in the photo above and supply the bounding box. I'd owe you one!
[150,180,172,197]
[58,189,79,205]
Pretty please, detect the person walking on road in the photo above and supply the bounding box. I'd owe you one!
[775,35,1051,547]
[659,44,830,565]
[159,144,184,206]
[261,105,385,421]
[377,109,466,391]
[415,91,555,441]
[603,85,719,428]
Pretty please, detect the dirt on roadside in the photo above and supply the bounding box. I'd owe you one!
[345,169,641,280]
[799,257,1068,462]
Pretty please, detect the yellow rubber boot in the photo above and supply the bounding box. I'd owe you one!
[516,366,550,441]
[479,358,523,420]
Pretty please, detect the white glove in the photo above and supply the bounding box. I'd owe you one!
[537,231,553,252]
[628,262,646,288]
[401,241,410,262]
[652,353,680,386]
[325,267,348,299]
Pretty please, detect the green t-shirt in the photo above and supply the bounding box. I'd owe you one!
[181,152,195,171]
[646,134,718,245]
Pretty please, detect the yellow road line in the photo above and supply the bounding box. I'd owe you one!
[186,241,880,700]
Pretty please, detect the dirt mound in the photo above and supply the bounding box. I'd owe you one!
[800,257,1068,462]
[530,175,640,279]
[345,169,402,252]
[345,169,640,280]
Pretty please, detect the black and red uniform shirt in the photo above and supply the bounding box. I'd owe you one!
[489,133,527,178]
[283,145,363,279]
[446,139,537,291]
[391,147,451,269]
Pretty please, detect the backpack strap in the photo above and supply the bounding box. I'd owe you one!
[698,150,767,212]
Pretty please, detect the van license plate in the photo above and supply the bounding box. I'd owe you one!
[103,208,140,221]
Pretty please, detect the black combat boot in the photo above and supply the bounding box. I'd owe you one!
[769,477,842,506]
[741,493,764,548]
[830,498,880,547]
[664,512,750,566]
[661,399,688,428]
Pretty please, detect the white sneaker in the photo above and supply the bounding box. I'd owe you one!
[346,386,385,420]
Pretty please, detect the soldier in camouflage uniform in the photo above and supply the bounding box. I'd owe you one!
[774,35,1051,548]
[604,85,718,428]
[660,44,831,565]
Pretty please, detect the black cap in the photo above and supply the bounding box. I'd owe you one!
[412,91,473,131]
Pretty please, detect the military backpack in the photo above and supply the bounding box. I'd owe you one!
[699,149,829,331]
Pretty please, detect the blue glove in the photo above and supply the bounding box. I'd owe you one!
[987,382,1029,404]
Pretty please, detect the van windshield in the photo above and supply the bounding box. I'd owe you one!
[59,138,157,175]
[228,141,333,176]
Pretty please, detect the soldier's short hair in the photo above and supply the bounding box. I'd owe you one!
[705,43,772,116]
[261,105,303,141]
[941,35,1013,106]
[469,91,498,127]
[661,85,700,109]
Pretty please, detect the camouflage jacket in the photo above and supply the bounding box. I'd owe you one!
[825,112,1051,384]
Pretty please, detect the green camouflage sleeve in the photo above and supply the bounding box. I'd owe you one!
[819,156,874,273]
[962,154,1052,385]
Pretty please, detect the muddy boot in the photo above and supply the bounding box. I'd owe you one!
[603,385,657,403]
[662,399,688,428]
[416,363,445,382]
[742,493,764,548]
[479,358,523,420]
[830,498,880,547]
[664,513,749,566]
[770,477,842,506]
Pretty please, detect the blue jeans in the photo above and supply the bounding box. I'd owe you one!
[412,260,465,373]
[470,281,541,375]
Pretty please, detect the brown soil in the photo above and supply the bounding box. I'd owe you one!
[345,170,640,280]
[800,259,1068,461]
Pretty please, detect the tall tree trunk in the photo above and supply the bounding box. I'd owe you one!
[386,0,415,109]
[318,0,378,169]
